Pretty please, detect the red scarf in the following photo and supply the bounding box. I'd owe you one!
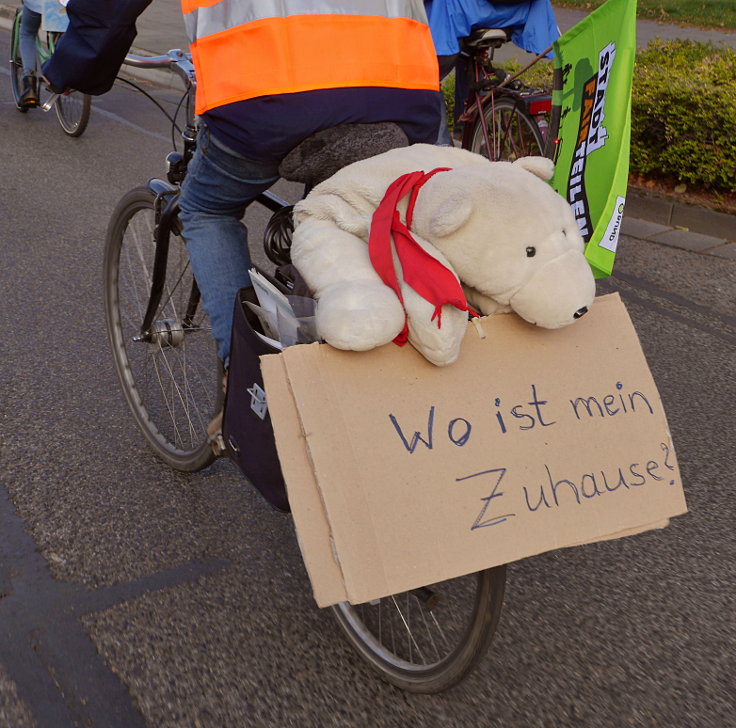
[368,168,476,346]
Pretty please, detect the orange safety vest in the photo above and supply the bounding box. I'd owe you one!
[181,0,440,115]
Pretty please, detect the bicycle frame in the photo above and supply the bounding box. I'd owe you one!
[122,50,290,343]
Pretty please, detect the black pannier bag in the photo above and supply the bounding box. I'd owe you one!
[222,287,290,513]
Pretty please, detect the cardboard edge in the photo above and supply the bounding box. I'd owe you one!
[279,345,396,606]
[260,353,349,606]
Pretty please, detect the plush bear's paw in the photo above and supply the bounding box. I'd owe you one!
[406,305,468,367]
[316,282,405,351]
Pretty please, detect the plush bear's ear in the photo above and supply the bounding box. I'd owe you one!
[421,189,474,238]
[513,156,555,181]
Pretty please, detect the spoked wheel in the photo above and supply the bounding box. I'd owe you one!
[332,565,506,693]
[470,96,545,161]
[43,32,91,137]
[55,90,91,137]
[103,186,223,471]
[10,10,27,112]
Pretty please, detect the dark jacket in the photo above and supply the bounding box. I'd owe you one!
[43,0,151,94]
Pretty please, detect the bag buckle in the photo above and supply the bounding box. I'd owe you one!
[247,382,268,420]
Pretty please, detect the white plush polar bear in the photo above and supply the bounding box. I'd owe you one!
[291,143,596,366]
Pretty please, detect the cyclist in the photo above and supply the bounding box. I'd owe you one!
[44,0,442,446]
[17,0,46,108]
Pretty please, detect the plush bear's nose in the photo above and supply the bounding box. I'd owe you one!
[573,306,588,319]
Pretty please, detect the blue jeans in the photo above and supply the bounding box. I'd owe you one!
[179,122,280,363]
[19,6,41,77]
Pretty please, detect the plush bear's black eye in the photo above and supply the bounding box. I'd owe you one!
[526,246,536,257]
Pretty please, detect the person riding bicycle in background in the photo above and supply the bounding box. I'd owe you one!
[424,0,559,143]
[17,0,45,108]
[43,0,442,366]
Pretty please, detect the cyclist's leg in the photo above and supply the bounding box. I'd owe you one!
[18,6,42,106]
[19,7,41,73]
[453,55,470,140]
[178,121,280,365]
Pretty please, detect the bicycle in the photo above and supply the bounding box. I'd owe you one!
[455,27,559,161]
[102,49,507,694]
[9,6,91,137]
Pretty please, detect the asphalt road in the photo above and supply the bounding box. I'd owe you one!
[1,30,735,728]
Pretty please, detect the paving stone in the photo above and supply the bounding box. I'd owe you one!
[671,203,736,243]
[647,228,728,252]
[702,243,736,260]
[621,217,673,240]
[626,192,673,225]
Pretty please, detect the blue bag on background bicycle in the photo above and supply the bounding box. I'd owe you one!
[41,0,68,33]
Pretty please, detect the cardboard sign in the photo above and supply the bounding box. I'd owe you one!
[261,294,687,607]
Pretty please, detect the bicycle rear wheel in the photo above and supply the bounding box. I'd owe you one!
[9,10,27,112]
[332,565,506,693]
[470,96,546,161]
[55,90,91,137]
[103,186,222,471]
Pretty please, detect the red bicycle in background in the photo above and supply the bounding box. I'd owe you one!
[456,27,558,161]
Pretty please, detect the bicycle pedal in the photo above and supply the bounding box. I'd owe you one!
[210,433,226,457]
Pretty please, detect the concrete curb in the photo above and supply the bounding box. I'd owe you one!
[627,188,735,243]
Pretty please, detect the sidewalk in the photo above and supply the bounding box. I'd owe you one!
[1,1,734,254]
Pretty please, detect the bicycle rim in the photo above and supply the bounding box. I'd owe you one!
[10,10,26,112]
[332,565,506,693]
[55,91,91,137]
[470,96,545,161]
[103,186,222,471]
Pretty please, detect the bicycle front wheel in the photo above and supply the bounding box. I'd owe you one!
[103,186,223,471]
[9,10,26,112]
[470,96,545,161]
[332,565,506,693]
[55,91,91,137]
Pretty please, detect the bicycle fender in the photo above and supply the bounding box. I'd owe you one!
[146,177,178,198]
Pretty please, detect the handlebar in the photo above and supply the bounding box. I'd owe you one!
[123,53,173,68]
[123,49,196,88]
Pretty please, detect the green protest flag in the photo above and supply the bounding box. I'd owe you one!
[550,0,637,278]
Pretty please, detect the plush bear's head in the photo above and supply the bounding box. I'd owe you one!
[410,157,596,329]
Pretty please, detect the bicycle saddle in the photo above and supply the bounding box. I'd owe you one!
[278,122,409,188]
[463,28,511,50]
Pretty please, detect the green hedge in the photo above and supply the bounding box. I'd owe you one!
[443,39,736,193]
[631,39,736,193]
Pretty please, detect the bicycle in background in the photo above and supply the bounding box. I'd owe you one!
[456,27,559,161]
[9,7,91,137]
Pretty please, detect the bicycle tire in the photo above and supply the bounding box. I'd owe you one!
[103,186,223,472]
[44,32,91,137]
[54,90,91,137]
[9,10,27,112]
[331,564,506,693]
[469,95,546,162]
